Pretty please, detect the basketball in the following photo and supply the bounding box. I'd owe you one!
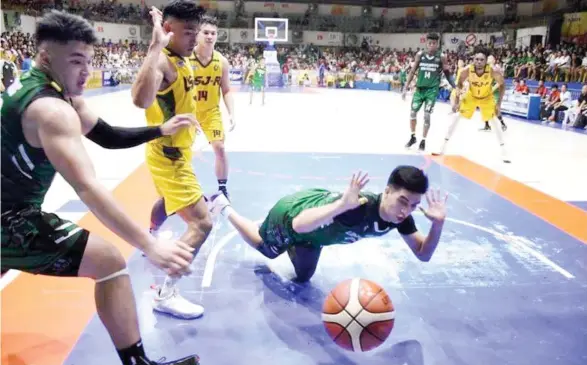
[322,278,395,352]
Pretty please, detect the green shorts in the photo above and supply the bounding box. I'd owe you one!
[411,87,439,113]
[1,206,89,276]
[251,79,264,91]
[257,198,295,258]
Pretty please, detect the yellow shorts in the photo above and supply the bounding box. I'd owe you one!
[145,142,203,215]
[459,93,496,121]
[196,107,224,142]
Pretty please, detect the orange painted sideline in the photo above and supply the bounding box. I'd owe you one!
[435,156,587,244]
[1,164,158,365]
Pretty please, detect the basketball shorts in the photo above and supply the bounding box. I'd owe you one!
[146,143,203,215]
[1,206,89,276]
[196,107,224,142]
[459,93,496,121]
[251,79,264,91]
[411,87,439,113]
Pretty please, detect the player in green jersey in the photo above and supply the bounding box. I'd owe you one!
[402,33,456,152]
[0,9,202,365]
[249,58,266,105]
[208,166,448,282]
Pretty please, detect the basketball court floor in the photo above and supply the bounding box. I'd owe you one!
[2,85,586,365]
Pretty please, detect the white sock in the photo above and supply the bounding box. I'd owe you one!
[159,276,179,297]
[222,205,235,219]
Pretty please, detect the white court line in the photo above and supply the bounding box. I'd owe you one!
[200,215,574,289]
[201,219,263,288]
[0,270,21,291]
[436,215,575,279]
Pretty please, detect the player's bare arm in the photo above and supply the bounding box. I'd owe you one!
[220,54,235,130]
[71,96,197,148]
[441,54,456,89]
[292,172,369,234]
[131,6,173,108]
[402,52,422,94]
[27,97,194,275]
[401,189,448,262]
[27,98,158,251]
[456,67,470,96]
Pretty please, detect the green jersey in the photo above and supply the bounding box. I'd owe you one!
[259,188,418,252]
[416,51,443,89]
[253,67,266,82]
[1,68,66,207]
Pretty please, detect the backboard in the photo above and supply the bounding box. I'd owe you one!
[254,18,288,43]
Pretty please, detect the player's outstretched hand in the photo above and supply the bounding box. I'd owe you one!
[145,238,195,276]
[228,116,236,132]
[160,114,201,135]
[340,171,370,210]
[419,189,448,223]
[149,6,172,49]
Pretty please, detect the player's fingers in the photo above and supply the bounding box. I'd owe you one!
[176,246,195,263]
[444,191,449,203]
[360,178,370,189]
[436,189,442,202]
[426,191,433,205]
[170,256,190,272]
[176,240,195,253]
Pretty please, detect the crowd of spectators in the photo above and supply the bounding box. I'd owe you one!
[2,1,587,129]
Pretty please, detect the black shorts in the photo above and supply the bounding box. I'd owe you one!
[1,206,89,277]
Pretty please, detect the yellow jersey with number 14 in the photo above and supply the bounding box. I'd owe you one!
[145,48,196,148]
[467,64,493,99]
[189,50,223,113]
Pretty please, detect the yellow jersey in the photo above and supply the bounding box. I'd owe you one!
[145,47,196,148]
[188,50,223,112]
[467,64,494,99]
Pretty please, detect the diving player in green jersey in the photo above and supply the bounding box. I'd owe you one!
[402,33,456,152]
[208,166,448,282]
[250,58,266,105]
[0,9,201,365]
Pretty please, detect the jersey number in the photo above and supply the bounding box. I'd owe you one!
[195,90,208,102]
[424,71,431,79]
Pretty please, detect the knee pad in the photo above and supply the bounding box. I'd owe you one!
[423,112,431,128]
[96,267,129,283]
[410,110,417,120]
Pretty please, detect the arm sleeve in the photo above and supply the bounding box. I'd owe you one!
[85,118,162,149]
[397,215,418,235]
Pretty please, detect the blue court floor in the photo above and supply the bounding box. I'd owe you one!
[64,152,587,365]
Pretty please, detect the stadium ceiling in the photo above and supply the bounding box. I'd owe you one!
[266,0,531,6]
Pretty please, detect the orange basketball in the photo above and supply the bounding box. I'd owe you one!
[322,278,395,352]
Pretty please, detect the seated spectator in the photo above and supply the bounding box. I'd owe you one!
[567,84,587,129]
[541,84,560,121]
[535,80,548,99]
[547,84,571,124]
[515,79,529,95]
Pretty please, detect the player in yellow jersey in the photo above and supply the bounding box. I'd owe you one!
[131,1,212,319]
[189,15,235,198]
[435,47,511,163]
